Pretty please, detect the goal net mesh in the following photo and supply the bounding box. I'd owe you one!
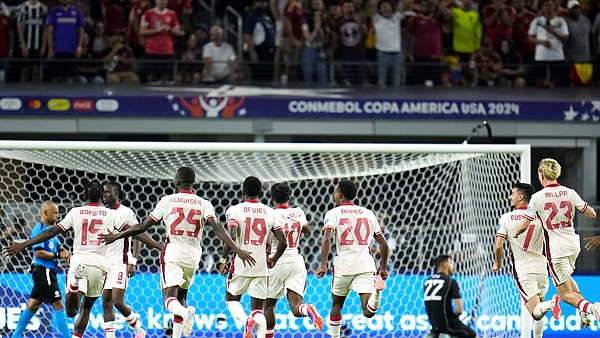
[0,145,524,337]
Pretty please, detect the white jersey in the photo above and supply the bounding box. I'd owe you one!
[270,203,309,264]
[57,203,134,272]
[524,183,589,258]
[323,202,382,276]
[149,190,216,269]
[106,203,138,265]
[496,207,547,276]
[226,200,282,277]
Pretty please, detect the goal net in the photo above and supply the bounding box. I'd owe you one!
[0,141,530,338]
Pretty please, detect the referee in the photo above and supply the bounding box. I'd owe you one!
[12,201,72,338]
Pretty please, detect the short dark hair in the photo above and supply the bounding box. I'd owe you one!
[105,181,126,200]
[337,179,357,200]
[432,255,451,270]
[243,176,262,197]
[513,182,535,203]
[85,181,104,203]
[378,0,393,12]
[271,183,291,203]
[176,167,195,185]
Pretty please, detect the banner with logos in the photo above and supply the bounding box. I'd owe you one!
[1,273,599,337]
[0,90,599,122]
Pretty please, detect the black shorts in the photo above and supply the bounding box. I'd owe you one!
[30,265,62,304]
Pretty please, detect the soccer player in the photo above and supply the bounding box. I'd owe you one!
[3,182,138,338]
[219,176,288,338]
[11,201,71,338]
[493,183,561,337]
[263,183,323,338]
[101,167,256,338]
[424,255,476,338]
[315,179,389,338]
[102,181,162,338]
[515,158,598,322]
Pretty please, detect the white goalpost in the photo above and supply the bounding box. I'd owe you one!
[0,141,531,338]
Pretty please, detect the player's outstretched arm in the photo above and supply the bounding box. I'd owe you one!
[2,226,63,258]
[374,233,390,279]
[209,218,256,268]
[316,229,333,279]
[101,217,157,244]
[267,229,288,268]
[492,237,505,272]
[514,218,530,238]
[133,232,164,251]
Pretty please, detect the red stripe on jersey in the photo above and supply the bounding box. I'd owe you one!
[117,222,127,232]
[523,214,534,221]
[123,238,130,265]
[374,231,383,237]
[205,214,216,221]
[508,246,529,302]
[543,228,560,286]
[57,223,67,232]
[496,233,507,239]
[149,214,160,222]
[160,237,170,289]
[522,224,535,251]
[581,203,588,213]
[323,225,335,231]
[226,219,238,227]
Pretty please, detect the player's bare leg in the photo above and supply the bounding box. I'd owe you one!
[250,297,267,338]
[111,288,146,337]
[330,294,346,338]
[162,286,195,338]
[286,290,323,330]
[524,293,560,337]
[264,298,277,338]
[73,296,98,338]
[225,292,253,338]
[359,275,386,318]
[102,289,117,338]
[65,265,85,318]
[569,278,591,328]
[556,278,599,321]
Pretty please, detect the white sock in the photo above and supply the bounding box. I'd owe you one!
[533,319,544,338]
[172,321,184,338]
[165,297,187,317]
[532,300,552,319]
[330,316,342,338]
[226,301,249,324]
[297,303,309,317]
[367,289,382,313]
[125,312,143,334]
[251,309,267,338]
[104,321,115,338]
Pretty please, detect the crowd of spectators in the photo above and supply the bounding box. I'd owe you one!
[0,0,599,86]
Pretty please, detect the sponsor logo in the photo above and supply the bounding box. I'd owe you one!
[72,99,94,111]
[95,99,119,112]
[0,98,23,111]
[47,99,70,111]
[28,99,42,109]
[175,96,246,118]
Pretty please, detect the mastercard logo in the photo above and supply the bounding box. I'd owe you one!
[28,99,42,109]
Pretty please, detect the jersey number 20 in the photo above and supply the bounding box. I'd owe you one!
[339,218,371,246]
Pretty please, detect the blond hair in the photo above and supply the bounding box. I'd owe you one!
[538,158,561,181]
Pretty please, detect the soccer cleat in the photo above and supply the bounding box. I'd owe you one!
[243,317,255,338]
[307,304,324,331]
[550,294,562,320]
[134,329,147,338]
[182,306,195,337]
[374,275,386,291]
[579,310,592,329]
[73,264,85,280]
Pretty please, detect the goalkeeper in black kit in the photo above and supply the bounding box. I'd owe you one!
[424,255,477,338]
